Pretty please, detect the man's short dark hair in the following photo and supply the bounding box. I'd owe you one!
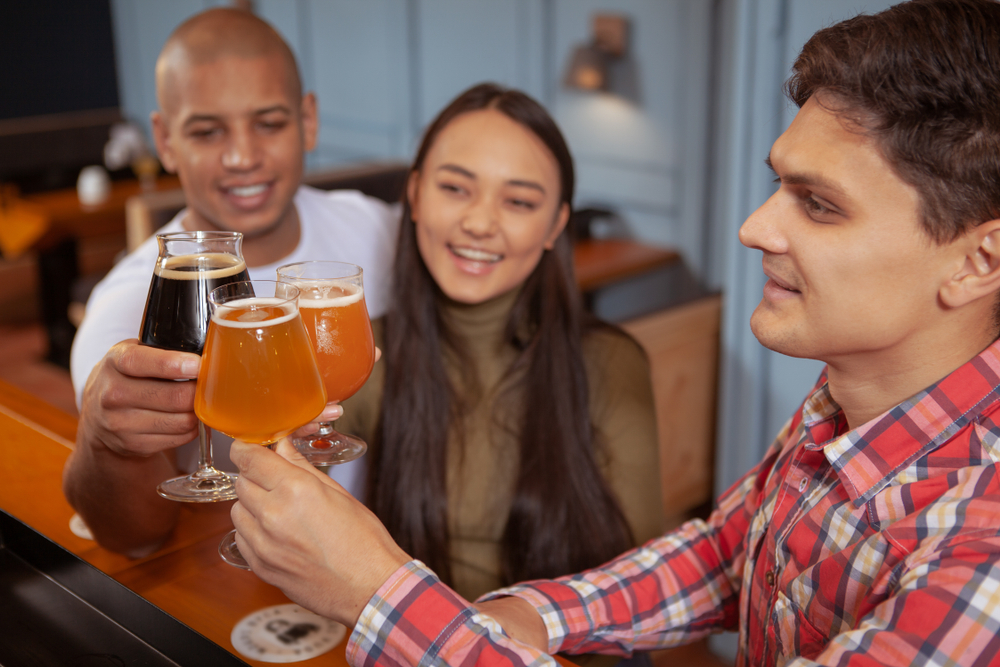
[786,0,1000,243]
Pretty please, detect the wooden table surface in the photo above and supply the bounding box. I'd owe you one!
[573,238,679,293]
[0,381,581,666]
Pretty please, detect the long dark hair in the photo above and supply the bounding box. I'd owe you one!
[368,83,633,586]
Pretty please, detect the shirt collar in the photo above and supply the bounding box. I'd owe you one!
[800,339,1000,506]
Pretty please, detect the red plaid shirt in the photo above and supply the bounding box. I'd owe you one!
[346,340,1000,667]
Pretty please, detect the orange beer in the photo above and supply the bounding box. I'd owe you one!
[195,296,327,444]
[295,282,375,401]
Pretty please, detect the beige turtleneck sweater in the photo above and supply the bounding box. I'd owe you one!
[337,287,662,602]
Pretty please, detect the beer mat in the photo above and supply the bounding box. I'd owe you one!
[231,603,345,663]
[69,513,95,540]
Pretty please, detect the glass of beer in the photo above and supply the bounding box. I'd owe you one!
[196,279,327,569]
[140,231,249,502]
[276,261,375,466]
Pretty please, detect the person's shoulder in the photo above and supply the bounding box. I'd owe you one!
[583,322,649,371]
[297,185,399,222]
[295,186,401,257]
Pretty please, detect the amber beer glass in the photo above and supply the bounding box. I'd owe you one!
[196,280,327,569]
[276,261,375,465]
[140,231,249,502]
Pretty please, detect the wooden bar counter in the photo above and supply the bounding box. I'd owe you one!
[0,379,349,666]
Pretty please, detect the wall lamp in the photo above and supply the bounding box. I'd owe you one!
[564,14,632,95]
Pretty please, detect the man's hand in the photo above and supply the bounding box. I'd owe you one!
[77,339,202,457]
[474,597,550,652]
[64,339,203,556]
[229,439,410,627]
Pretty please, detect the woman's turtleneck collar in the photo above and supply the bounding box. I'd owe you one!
[437,286,523,354]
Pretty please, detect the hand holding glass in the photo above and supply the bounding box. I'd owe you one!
[194,280,327,569]
[276,261,375,466]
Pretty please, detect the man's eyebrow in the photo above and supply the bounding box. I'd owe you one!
[252,105,292,116]
[764,153,847,196]
[181,105,292,128]
[181,114,222,128]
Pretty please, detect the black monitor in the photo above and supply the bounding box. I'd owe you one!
[0,0,121,193]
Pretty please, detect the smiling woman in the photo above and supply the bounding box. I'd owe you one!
[409,108,569,305]
[333,83,663,611]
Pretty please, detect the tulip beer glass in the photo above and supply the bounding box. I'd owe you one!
[140,231,249,502]
[196,279,327,569]
[276,261,375,466]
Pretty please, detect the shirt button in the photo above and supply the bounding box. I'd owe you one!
[765,571,774,586]
[798,478,808,492]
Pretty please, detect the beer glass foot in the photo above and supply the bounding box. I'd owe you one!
[219,529,252,570]
[292,427,366,467]
[157,469,239,502]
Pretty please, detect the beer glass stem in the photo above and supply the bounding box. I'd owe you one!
[291,421,366,466]
[156,421,237,501]
[195,421,215,472]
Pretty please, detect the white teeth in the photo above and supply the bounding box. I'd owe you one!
[452,246,502,262]
[229,184,267,197]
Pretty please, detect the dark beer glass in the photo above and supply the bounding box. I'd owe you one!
[140,253,249,352]
[140,231,248,502]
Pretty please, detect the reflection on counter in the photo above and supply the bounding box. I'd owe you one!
[0,509,245,667]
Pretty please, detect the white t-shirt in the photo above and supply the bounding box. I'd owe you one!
[70,186,399,497]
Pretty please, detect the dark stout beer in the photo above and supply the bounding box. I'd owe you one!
[139,253,250,353]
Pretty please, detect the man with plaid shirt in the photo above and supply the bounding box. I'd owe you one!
[228,1,1000,665]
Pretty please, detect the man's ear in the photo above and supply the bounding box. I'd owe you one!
[406,170,421,223]
[941,219,1000,308]
[150,111,177,174]
[301,92,318,153]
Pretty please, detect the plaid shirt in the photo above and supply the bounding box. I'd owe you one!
[347,340,1000,667]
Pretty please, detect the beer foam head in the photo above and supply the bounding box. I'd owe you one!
[212,297,297,327]
[156,253,247,280]
[290,280,364,309]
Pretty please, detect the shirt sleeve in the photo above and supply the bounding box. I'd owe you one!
[343,427,778,666]
[346,561,561,667]
[479,465,760,658]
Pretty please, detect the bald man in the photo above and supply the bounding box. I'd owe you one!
[64,8,398,556]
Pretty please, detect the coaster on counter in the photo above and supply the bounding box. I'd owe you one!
[69,513,94,540]
[231,603,345,663]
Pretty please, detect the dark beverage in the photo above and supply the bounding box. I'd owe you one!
[139,252,250,353]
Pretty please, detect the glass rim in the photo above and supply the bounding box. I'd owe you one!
[276,260,363,280]
[208,279,300,307]
[157,230,244,242]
